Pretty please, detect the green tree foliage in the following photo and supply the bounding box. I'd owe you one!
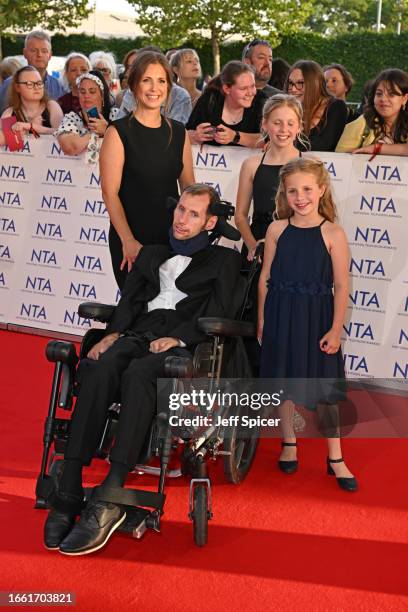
[128,0,314,73]
[0,0,90,43]
[307,0,408,34]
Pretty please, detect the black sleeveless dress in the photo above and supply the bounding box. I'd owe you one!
[260,218,345,409]
[251,152,282,242]
[109,115,185,289]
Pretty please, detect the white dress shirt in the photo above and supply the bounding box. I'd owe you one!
[148,254,191,312]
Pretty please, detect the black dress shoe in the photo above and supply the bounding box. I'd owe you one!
[44,509,76,550]
[327,457,358,492]
[278,441,298,474]
[59,501,126,556]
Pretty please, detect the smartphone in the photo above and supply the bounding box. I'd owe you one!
[86,106,99,119]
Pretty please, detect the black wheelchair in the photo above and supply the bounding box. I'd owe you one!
[35,212,262,547]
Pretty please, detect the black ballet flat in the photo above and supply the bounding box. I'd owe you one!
[327,457,358,492]
[278,441,298,474]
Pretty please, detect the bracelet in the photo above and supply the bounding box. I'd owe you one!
[368,142,382,161]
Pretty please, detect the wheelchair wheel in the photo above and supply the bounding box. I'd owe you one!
[223,419,259,485]
[192,485,208,547]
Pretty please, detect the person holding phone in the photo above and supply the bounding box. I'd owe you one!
[186,60,266,148]
[55,69,119,162]
[0,65,63,145]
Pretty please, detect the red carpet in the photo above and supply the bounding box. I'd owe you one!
[0,329,407,611]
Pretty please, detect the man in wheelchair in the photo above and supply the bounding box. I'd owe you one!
[44,183,243,555]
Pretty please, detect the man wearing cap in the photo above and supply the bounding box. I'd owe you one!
[242,39,281,98]
[43,183,242,556]
[0,30,66,114]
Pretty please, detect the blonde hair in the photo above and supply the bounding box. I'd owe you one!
[261,93,309,149]
[275,157,338,222]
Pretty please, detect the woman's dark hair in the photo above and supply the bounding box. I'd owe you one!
[270,58,290,90]
[8,65,49,118]
[323,63,354,95]
[364,68,408,143]
[206,60,255,95]
[128,51,173,117]
[79,69,112,122]
[285,60,331,135]
[127,51,174,143]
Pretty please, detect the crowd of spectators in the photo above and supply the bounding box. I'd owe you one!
[0,28,406,166]
[0,29,407,158]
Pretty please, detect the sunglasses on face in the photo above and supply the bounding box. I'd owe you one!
[243,39,271,57]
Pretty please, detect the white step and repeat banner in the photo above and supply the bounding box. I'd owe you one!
[0,137,407,386]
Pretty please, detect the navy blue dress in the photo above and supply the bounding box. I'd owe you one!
[260,218,345,409]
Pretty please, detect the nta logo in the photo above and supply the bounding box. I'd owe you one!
[35,222,63,238]
[45,169,72,184]
[0,217,16,232]
[0,165,26,180]
[354,226,391,245]
[68,282,97,299]
[0,192,21,206]
[20,303,47,320]
[73,254,102,271]
[30,249,57,265]
[349,290,380,309]
[25,276,52,293]
[350,258,385,277]
[365,164,401,181]
[359,196,396,214]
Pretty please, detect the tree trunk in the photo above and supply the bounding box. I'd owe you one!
[211,29,220,76]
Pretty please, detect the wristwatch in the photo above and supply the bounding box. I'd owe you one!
[232,131,241,144]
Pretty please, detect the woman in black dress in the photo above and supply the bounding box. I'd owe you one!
[99,51,195,289]
[186,60,266,149]
[285,60,347,151]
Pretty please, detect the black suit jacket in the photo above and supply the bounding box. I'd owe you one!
[106,244,242,346]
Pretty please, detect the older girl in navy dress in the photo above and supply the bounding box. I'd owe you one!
[258,157,357,491]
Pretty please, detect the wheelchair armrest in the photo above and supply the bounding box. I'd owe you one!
[78,301,116,323]
[164,355,193,378]
[46,340,78,366]
[198,317,255,338]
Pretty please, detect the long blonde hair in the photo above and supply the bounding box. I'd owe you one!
[261,93,309,149]
[275,157,338,222]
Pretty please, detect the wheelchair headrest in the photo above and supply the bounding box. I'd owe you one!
[167,196,241,242]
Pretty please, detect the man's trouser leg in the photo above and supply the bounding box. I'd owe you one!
[108,349,183,469]
[64,337,150,464]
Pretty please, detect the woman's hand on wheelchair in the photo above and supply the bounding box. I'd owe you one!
[149,337,180,353]
[87,332,120,360]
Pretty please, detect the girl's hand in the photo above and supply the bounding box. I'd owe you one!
[120,237,143,272]
[257,319,264,345]
[214,124,236,145]
[352,144,375,155]
[195,122,216,143]
[319,329,341,354]
[88,113,108,137]
[12,121,31,134]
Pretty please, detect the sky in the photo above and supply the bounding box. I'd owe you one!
[94,0,136,15]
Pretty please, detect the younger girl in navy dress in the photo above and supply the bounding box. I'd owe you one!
[258,157,357,491]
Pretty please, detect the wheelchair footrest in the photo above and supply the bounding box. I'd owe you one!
[119,507,152,539]
[91,485,166,511]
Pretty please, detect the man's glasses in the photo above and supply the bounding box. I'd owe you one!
[288,80,304,91]
[17,80,44,89]
[243,39,271,58]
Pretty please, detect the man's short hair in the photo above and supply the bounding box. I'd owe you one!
[24,30,52,47]
[182,183,220,212]
[242,39,272,61]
